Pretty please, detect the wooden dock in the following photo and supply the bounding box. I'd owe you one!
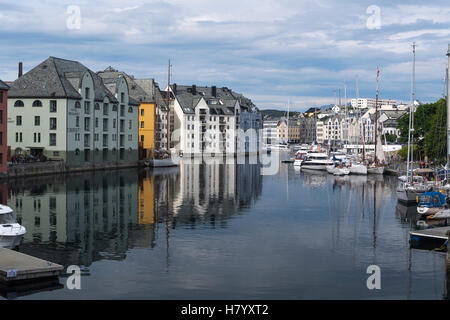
[410,226,450,250]
[0,248,63,283]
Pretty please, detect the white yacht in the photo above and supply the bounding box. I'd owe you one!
[0,205,26,249]
[301,152,334,171]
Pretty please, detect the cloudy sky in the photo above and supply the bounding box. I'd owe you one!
[0,0,449,111]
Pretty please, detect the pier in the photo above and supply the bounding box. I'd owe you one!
[0,248,63,283]
[410,226,450,250]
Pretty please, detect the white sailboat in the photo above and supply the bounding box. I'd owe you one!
[396,43,429,203]
[367,67,385,175]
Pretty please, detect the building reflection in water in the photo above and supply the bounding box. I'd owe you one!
[7,160,262,270]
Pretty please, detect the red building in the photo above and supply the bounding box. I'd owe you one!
[0,80,9,173]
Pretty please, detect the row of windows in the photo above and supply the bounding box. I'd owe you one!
[15,116,57,129]
[13,100,134,115]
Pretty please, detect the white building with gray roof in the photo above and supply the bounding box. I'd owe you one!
[167,84,262,157]
[7,57,139,166]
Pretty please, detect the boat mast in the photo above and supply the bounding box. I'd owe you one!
[374,67,380,165]
[166,59,171,151]
[407,43,416,182]
[446,44,450,171]
[287,100,290,145]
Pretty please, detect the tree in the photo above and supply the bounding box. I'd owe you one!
[398,98,447,164]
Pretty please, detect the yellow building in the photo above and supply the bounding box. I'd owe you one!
[139,102,156,158]
[138,175,155,225]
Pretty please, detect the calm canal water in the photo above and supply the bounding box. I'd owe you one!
[2,157,448,299]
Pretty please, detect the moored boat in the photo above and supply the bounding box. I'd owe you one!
[0,205,26,249]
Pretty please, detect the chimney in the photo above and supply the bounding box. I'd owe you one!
[192,85,196,95]
[212,85,216,97]
[18,62,23,78]
[173,83,177,95]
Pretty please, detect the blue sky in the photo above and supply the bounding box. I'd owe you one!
[0,0,449,111]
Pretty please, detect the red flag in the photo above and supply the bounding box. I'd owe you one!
[377,67,380,78]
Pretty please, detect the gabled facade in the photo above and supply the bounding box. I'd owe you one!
[167,84,261,156]
[7,57,139,167]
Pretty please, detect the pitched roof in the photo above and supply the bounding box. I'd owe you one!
[8,57,117,103]
[172,84,257,115]
[98,68,151,104]
[0,80,9,90]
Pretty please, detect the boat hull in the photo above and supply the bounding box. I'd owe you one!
[396,189,421,203]
[367,166,385,175]
[301,164,329,171]
[349,164,367,175]
[146,159,178,167]
[0,234,24,249]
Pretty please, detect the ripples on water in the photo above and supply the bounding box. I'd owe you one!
[1,159,448,299]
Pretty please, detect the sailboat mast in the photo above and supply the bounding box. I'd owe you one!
[374,67,379,164]
[166,59,171,150]
[287,100,290,144]
[446,44,450,169]
[410,44,416,175]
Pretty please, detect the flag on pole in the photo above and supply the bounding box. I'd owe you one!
[377,67,380,79]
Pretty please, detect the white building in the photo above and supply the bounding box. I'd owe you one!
[7,57,139,166]
[262,120,278,145]
[168,84,262,156]
[351,98,400,109]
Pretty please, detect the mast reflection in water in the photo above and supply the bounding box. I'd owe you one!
[1,161,448,299]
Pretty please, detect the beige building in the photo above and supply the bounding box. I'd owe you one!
[277,118,300,144]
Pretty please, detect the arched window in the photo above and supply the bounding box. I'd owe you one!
[32,100,43,107]
[128,107,133,113]
[95,103,100,110]
[75,101,81,108]
[14,100,24,107]
[75,148,80,155]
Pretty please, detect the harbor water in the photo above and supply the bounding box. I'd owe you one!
[1,157,448,299]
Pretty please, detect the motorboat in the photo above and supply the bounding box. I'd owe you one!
[294,151,308,166]
[0,205,26,249]
[417,191,447,215]
[301,152,334,171]
[146,158,178,167]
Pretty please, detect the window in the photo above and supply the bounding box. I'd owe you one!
[16,116,22,126]
[141,135,144,142]
[35,116,40,126]
[49,133,56,146]
[49,118,57,130]
[84,101,90,114]
[84,118,90,131]
[129,120,132,130]
[103,134,108,147]
[113,119,116,128]
[76,116,79,127]
[94,134,99,141]
[15,133,18,142]
[14,100,24,107]
[38,133,41,143]
[33,133,36,143]
[50,100,57,112]
[32,100,42,107]
[128,134,132,141]
[95,118,99,128]
[112,105,117,112]
[0,110,3,124]
[0,132,2,145]
[85,87,90,99]
[140,121,144,128]
[103,119,108,131]
[0,92,2,103]
[121,92,124,103]
[140,109,144,116]
[95,103,100,110]
[103,103,108,115]
[75,101,81,108]
[128,107,133,113]
[120,105,125,117]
